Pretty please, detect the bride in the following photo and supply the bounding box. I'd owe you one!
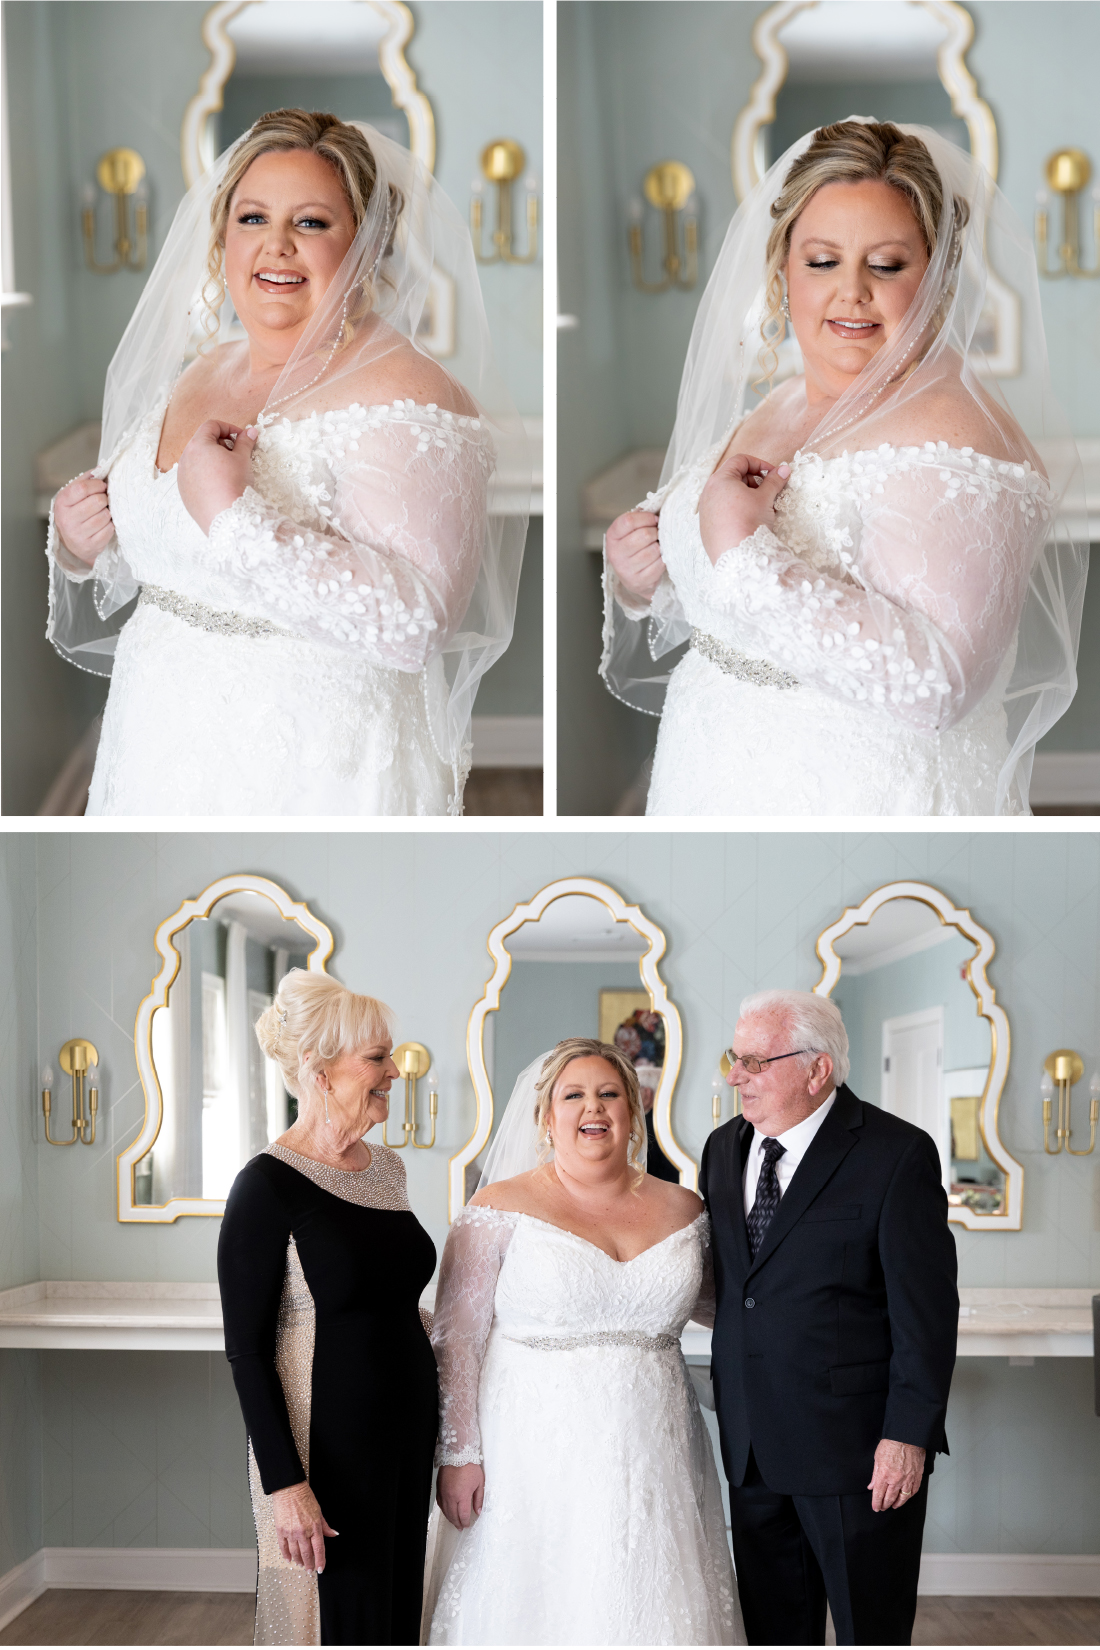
[48,110,527,816]
[604,119,1086,816]
[422,1039,743,1646]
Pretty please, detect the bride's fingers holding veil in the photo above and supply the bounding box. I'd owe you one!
[606,509,666,602]
[698,451,791,567]
[54,473,115,566]
[176,420,260,535]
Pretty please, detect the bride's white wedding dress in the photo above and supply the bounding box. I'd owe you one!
[49,393,492,816]
[611,431,1053,816]
[423,1206,743,1647]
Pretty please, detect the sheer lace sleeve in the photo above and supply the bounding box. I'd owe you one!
[690,1217,716,1329]
[207,408,491,671]
[704,446,1051,732]
[430,1206,518,1467]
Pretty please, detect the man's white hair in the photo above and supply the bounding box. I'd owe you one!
[738,989,850,1088]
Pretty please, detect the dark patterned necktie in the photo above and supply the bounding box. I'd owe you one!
[746,1137,786,1259]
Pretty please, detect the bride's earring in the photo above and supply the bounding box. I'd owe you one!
[781,287,791,321]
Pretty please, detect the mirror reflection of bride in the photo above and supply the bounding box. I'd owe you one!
[48,111,527,818]
[604,120,1086,817]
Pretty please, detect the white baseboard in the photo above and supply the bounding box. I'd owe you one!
[470,714,542,768]
[1030,751,1100,807]
[918,1552,1100,1595]
[0,1550,47,1633]
[0,1547,255,1627]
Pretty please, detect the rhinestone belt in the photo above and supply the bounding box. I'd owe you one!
[138,583,292,641]
[504,1330,681,1353]
[690,628,800,690]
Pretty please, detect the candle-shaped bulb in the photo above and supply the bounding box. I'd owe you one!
[41,1065,53,1089]
[81,182,97,210]
[524,174,538,196]
[1040,1070,1054,1099]
[1090,1070,1100,1099]
[685,193,698,216]
[629,197,644,223]
[710,1068,724,1096]
[1035,188,1049,209]
[470,178,484,197]
[426,1066,438,1093]
[134,176,149,203]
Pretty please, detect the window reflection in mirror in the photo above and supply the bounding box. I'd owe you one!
[212,2,410,156]
[831,897,1003,1216]
[145,891,318,1205]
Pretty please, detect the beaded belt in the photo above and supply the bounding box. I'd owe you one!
[690,628,800,691]
[504,1330,680,1353]
[138,583,292,641]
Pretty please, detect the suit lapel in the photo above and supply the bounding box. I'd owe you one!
[726,1117,753,1273]
[747,1086,863,1276]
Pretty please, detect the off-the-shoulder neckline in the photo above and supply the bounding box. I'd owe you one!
[462,1205,707,1266]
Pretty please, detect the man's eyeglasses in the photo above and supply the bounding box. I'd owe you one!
[724,1048,813,1076]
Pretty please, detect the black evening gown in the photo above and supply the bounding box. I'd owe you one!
[218,1143,438,1646]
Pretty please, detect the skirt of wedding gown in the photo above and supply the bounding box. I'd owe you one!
[85,604,454,816]
[646,647,1024,817]
[422,1331,742,1646]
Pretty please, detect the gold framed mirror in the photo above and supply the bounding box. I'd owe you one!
[814,879,1022,1230]
[450,877,691,1219]
[181,0,436,186]
[732,0,1020,375]
[118,874,334,1223]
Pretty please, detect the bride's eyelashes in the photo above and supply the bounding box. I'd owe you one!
[803,259,906,275]
[236,213,332,230]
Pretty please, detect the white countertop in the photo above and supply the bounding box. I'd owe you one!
[0,1282,1093,1357]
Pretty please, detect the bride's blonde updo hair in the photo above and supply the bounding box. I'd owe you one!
[254,968,394,1101]
[758,119,969,383]
[532,1038,647,1169]
[201,108,403,349]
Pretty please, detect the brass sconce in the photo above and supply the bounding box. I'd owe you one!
[1035,149,1099,278]
[83,148,148,274]
[629,161,698,294]
[384,1042,438,1149]
[471,140,538,265]
[41,1039,99,1146]
[1041,1049,1098,1155]
[714,1053,743,1128]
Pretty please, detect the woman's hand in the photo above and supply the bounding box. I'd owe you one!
[605,509,665,604]
[176,420,259,535]
[698,452,790,568]
[437,1463,485,1530]
[53,473,115,567]
[270,1480,338,1571]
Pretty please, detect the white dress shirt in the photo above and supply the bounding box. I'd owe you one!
[743,1091,838,1215]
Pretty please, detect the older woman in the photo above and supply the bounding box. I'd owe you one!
[218,970,437,1645]
[422,1038,744,1645]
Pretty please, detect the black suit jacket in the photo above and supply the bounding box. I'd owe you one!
[699,1084,958,1497]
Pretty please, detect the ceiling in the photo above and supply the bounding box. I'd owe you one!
[227,2,387,76]
[504,894,649,963]
[780,1,946,84]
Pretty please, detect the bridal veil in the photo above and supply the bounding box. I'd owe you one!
[601,120,1087,815]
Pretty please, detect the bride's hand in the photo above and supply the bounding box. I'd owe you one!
[177,420,259,534]
[437,1463,485,1530]
[606,509,665,603]
[698,452,790,567]
[54,473,115,566]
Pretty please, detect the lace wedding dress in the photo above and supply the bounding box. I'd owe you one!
[611,432,1054,817]
[49,394,492,816]
[422,1207,743,1646]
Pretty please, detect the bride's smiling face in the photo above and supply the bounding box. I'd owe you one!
[548,1057,634,1175]
[224,149,357,347]
[784,178,930,393]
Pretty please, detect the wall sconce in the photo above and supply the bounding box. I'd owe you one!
[41,1039,99,1146]
[1035,149,1099,279]
[83,147,148,274]
[1040,1049,1098,1155]
[384,1042,438,1149]
[629,161,698,294]
[471,140,538,265]
[714,1055,743,1128]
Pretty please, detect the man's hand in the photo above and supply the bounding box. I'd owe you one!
[437,1462,485,1530]
[176,420,258,534]
[698,451,790,567]
[868,1438,926,1512]
[605,509,665,604]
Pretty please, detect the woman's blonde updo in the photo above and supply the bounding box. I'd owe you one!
[757,119,969,384]
[532,1038,647,1169]
[201,108,402,349]
[254,968,394,1101]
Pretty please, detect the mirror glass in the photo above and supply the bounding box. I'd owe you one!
[468,894,677,1195]
[830,897,1004,1215]
[209,2,410,158]
[142,891,320,1206]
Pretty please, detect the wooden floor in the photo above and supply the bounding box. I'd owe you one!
[3,1589,1099,1646]
[463,765,543,815]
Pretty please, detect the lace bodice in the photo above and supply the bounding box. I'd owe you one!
[614,435,1053,736]
[431,1207,713,1467]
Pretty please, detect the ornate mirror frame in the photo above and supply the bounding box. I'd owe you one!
[731,0,1020,374]
[451,877,691,1220]
[181,0,436,187]
[118,873,334,1223]
[814,878,1023,1231]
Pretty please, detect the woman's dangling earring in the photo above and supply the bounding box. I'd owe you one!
[322,1083,331,1127]
[781,287,791,322]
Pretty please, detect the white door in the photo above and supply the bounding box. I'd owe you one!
[881,1007,948,1186]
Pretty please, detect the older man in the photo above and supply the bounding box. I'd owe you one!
[699,989,958,1647]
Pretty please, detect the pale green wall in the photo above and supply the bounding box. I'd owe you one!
[557,0,1099,810]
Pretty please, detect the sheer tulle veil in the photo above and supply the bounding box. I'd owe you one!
[47,120,529,782]
[478,1050,647,1190]
[601,119,1086,815]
